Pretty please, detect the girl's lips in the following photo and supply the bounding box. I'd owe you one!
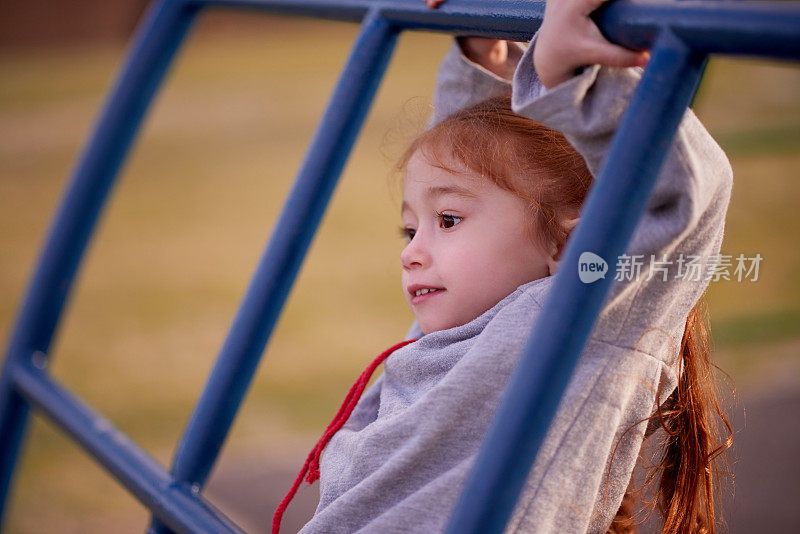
[410,288,445,305]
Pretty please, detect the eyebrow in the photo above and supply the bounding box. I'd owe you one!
[401,184,478,213]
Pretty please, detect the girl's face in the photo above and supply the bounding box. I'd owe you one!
[401,150,555,334]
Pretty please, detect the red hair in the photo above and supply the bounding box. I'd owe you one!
[399,96,732,533]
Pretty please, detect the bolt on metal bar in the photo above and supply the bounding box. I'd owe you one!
[444,28,709,534]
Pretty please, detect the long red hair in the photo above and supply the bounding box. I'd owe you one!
[399,96,732,533]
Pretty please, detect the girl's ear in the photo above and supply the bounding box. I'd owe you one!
[546,217,581,276]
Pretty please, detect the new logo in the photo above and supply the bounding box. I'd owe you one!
[578,252,608,283]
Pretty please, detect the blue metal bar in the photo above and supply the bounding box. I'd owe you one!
[148,8,399,534]
[444,28,708,534]
[0,0,198,525]
[597,0,800,60]
[10,361,243,534]
[195,0,545,40]
[194,0,800,58]
[386,0,800,56]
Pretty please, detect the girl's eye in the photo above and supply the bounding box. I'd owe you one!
[439,213,463,229]
[399,226,416,242]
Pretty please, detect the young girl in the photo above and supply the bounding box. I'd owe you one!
[274,0,733,532]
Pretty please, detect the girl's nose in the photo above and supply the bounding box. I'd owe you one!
[400,233,430,270]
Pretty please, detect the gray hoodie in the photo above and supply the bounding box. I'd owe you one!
[297,39,732,534]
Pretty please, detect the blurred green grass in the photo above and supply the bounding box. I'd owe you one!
[1,14,799,533]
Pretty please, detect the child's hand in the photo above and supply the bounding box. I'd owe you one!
[459,38,520,79]
[534,0,649,89]
[423,0,517,79]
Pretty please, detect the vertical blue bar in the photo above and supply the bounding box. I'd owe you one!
[444,29,707,534]
[0,0,198,526]
[149,9,399,533]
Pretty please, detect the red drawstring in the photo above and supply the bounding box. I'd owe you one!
[272,339,417,533]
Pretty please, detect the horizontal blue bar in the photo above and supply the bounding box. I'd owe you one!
[10,360,244,534]
[192,0,800,59]
[598,0,800,60]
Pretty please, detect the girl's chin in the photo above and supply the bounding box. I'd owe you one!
[417,317,466,335]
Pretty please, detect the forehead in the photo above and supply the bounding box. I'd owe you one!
[402,150,484,204]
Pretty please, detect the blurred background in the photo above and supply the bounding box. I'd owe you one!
[1,1,798,532]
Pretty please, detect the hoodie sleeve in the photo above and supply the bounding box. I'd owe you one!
[512,41,733,357]
[428,40,528,127]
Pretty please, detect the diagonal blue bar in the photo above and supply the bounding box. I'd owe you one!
[444,29,708,534]
[0,0,199,525]
[148,8,399,534]
[10,361,243,534]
